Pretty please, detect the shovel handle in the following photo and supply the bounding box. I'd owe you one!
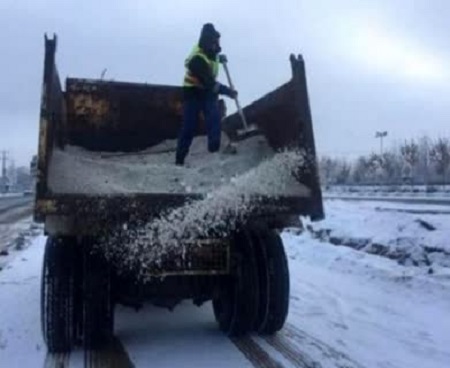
[221,61,249,130]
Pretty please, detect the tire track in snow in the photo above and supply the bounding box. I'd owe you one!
[262,334,320,368]
[231,336,284,368]
[42,338,134,368]
[284,324,365,368]
[43,352,70,368]
[84,337,135,368]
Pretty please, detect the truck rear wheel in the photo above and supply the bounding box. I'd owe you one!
[254,229,290,334]
[72,244,84,346]
[41,236,76,352]
[82,239,114,349]
[213,229,259,336]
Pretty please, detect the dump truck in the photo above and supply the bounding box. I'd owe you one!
[35,35,324,353]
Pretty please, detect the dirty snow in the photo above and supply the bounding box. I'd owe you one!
[0,221,42,271]
[104,149,310,280]
[0,198,38,271]
[304,199,450,268]
[1,201,450,367]
[48,135,276,194]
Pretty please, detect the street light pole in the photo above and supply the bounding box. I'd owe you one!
[375,131,388,156]
[375,131,388,186]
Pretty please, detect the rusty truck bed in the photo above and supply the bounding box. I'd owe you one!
[34,36,323,226]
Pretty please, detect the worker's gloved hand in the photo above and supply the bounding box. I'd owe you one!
[218,84,238,99]
[227,88,238,99]
[218,54,228,64]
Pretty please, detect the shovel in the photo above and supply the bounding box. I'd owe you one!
[219,55,260,141]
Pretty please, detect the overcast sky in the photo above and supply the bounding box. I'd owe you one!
[1,0,449,166]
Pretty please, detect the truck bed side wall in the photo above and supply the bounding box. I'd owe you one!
[222,55,324,220]
[63,80,225,152]
[35,36,66,205]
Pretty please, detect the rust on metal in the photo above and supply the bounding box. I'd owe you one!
[64,79,226,152]
[36,116,48,192]
[143,239,230,277]
[68,93,111,127]
[36,199,58,214]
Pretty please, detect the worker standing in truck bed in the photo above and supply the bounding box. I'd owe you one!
[175,23,237,166]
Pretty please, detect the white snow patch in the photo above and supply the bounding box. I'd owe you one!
[0,236,46,366]
[114,304,253,368]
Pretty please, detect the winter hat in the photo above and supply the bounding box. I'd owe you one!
[200,23,221,40]
[199,23,221,54]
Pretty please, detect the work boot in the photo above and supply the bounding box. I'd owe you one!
[175,155,185,166]
[175,149,185,166]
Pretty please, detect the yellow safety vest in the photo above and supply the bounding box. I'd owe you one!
[183,45,219,88]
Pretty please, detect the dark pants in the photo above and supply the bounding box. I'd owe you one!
[176,94,221,164]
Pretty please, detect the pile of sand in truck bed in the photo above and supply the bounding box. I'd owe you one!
[48,135,277,195]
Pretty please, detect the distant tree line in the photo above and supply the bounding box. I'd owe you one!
[4,161,33,192]
[319,136,450,187]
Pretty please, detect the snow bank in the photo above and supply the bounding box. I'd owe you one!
[324,184,450,198]
[305,200,450,268]
[48,135,275,194]
[102,150,309,280]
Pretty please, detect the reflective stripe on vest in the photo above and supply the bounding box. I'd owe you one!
[183,45,219,88]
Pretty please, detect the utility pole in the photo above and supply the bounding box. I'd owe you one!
[0,150,8,193]
[375,131,388,156]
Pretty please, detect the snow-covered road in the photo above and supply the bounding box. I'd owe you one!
[0,200,449,367]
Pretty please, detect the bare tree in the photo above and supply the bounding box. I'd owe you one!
[351,155,380,184]
[380,151,402,184]
[400,140,419,185]
[319,156,335,186]
[429,138,450,187]
[368,153,383,184]
[335,160,352,184]
[417,136,431,185]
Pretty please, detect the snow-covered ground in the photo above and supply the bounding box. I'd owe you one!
[0,199,37,271]
[323,185,450,204]
[325,185,450,196]
[285,231,450,368]
[305,200,450,268]
[1,200,450,367]
[0,193,23,199]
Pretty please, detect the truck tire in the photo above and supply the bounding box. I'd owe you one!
[251,229,269,332]
[254,229,290,335]
[72,244,84,346]
[82,239,114,349]
[213,229,259,336]
[41,236,76,353]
